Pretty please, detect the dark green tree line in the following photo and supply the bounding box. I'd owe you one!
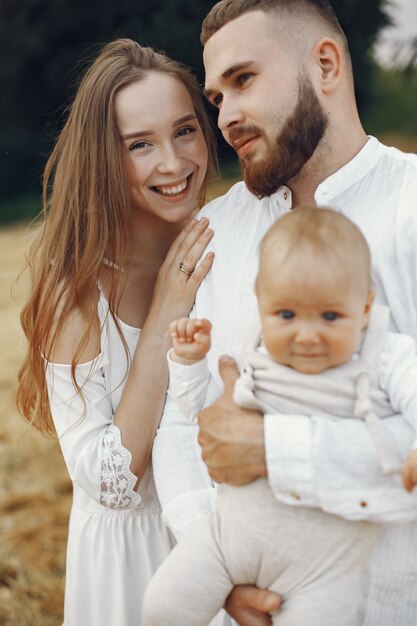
[0,0,390,203]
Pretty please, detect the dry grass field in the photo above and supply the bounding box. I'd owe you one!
[0,137,416,625]
[0,223,71,626]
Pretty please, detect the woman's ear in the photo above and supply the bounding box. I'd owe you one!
[312,37,342,94]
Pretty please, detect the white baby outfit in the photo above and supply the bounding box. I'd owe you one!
[46,293,175,626]
[143,306,417,626]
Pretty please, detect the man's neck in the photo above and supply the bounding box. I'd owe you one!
[287,126,368,207]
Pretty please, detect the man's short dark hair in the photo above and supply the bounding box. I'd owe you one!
[201,0,346,47]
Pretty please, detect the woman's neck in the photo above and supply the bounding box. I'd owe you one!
[129,212,187,269]
[102,212,190,329]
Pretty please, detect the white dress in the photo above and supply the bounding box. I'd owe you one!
[45,292,175,626]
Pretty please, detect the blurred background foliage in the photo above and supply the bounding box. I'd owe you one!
[0,0,416,222]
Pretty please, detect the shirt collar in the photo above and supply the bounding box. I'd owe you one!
[271,185,292,211]
[315,135,381,203]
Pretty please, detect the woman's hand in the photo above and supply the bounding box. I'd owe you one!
[147,217,214,331]
[113,217,214,481]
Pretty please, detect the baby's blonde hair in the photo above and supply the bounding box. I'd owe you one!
[258,205,372,296]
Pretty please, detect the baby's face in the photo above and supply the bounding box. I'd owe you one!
[256,255,373,374]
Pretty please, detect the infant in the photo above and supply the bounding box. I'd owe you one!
[143,206,417,626]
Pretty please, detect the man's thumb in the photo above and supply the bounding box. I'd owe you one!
[218,355,239,396]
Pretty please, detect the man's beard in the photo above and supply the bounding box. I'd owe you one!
[233,76,328,199]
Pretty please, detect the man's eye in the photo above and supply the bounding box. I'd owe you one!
[213,94,223,108]
[278,310,295,320]
[323,312,338,321]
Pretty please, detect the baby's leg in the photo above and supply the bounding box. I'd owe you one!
[219,482,379,626]
[272,577,359,626]
[142,513,234,626]
[263,508,379,626]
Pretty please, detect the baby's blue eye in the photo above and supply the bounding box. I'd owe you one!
[279,310,295,320]
[323,312,338,321]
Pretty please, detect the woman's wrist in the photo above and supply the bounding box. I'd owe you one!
[141,322,172,352]
[145,297,190,335]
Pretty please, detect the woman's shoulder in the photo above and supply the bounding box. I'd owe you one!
[46,287,101,365]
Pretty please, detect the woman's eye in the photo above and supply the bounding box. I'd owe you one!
[176,126,196,138]
[323,311,338,321]
[129,140,151,151]
[278,310,295,320]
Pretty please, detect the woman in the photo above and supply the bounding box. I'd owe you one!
[17,38,217,626]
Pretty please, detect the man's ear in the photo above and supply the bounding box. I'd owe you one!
[363,289,375,327]
[312,37,342,94]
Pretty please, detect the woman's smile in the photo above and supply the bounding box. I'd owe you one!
[150,173,192,198]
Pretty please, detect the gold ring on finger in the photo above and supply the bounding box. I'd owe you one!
[179,261,195,276]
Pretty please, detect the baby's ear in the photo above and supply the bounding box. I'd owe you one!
[363,290,375,326]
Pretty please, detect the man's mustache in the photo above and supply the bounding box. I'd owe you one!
[228,125,265,152]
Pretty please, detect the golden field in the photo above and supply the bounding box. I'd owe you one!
[0,223,71,626]
[1,136,416,625]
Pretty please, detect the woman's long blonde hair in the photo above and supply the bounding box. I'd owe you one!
[17,38,218,436]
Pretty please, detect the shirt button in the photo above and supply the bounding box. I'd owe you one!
[283,192,288,200]
[290,491,301,501]
[360,501,368,508]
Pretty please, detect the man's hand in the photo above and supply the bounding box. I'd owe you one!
[402,448,417,492]
[225,585,282,626]
[197,355,267,485]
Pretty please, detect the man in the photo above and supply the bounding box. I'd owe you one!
[153,1,417,625]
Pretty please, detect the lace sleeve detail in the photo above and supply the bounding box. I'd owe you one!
[100,424,142,509]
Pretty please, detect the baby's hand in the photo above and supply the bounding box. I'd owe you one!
[169,318,212,364]
[402,448,417,492]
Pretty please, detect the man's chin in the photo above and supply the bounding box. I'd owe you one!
[245,182,281,199]
[243,167,282,199]
[239,146,264,167]
[240,162,268,198]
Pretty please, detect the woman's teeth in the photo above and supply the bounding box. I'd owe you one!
[153,177,189,196]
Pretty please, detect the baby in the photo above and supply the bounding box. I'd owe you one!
[143,206,417,626]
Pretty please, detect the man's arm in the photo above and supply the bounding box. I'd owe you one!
[198,357,417,523]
